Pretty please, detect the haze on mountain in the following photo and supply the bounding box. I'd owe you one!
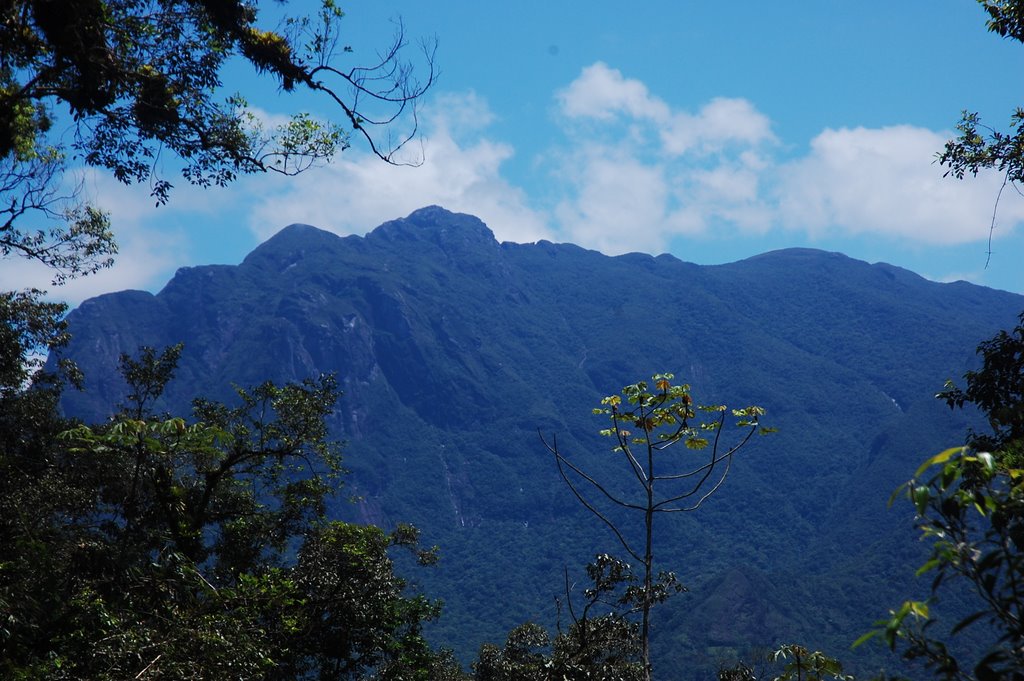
[51,205,1024,676]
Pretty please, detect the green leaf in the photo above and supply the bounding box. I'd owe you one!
[950,609,989,634]
[915,447,964,478]
[851,630,878,649]
[908,601,929,618]
[913,485,931,515]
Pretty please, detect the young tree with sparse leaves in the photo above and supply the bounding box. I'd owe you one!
[473,554,645,681]
[543,373,771,681]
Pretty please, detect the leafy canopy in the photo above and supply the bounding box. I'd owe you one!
[0,344,456,679]
[856,314,1024,680]
[939,1,1024,263]
[0,0,434,282]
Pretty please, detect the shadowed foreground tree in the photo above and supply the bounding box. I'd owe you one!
[543,373,771,680]
[0,7,444,673]
[473,554,645,681]
[0,344,459,679]
[853,312,1024,680]
[1,0,435,282]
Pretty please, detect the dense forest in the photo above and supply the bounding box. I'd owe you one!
[4,1,1024,680]
[36,204,1024,680]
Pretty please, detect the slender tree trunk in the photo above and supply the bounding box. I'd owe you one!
[642,441,655,681]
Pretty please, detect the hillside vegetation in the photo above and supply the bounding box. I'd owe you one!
[49,206,1024,676]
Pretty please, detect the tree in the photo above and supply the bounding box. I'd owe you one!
[0,344,458,679]
[472,554,646,681]
[939,1,1024,264]
[717,645,853,681]
[936,312,1024,457]
[542,373,771,680]
[0,7,443,673]
[0,290,83,677]
[839,4,1024,675]
[855,313,1024,680]
[0,0,435,282]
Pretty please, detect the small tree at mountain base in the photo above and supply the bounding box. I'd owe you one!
[543,373,772,680]
[472,554,646,681]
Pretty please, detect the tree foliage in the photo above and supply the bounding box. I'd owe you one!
[0,0,435,281]
[936,312,1024,457]
[473,554,645,681]
[939,1,1024,263]
[0,344,455,679]
[838,4,1024,677]
[718,645,853,681]
[543,373,771,680]
[856,313,1024,680]
[0,5,444,675]
[940,0,1024,185]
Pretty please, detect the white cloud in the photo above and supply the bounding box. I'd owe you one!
[554,148,677,255]
[553,64,1024,252]
[773,126,1024,244]
[246,91,552,245]
[686,155,774,233]
[10,65,1022,308]
[549,64,777,253]
[0,169,190,306]
[556,62,671,123]
[556,63,775,156]
[661,98,776,156]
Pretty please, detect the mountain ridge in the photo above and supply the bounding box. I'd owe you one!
[51,206,1024,675]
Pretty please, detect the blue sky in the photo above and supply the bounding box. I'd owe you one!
[8,1,1024,303]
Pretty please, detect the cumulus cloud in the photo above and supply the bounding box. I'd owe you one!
[0,169,191,306]
[10,63,1023,305]
[554,148,676,254]
[551,63,1024,253]
[203,80,1024,259]
[556,62,671,123]
[246,91,552,246]
[661,98,777,156]
[556,63,775,155]
[773,125,1024,244]
[548,63,777,253]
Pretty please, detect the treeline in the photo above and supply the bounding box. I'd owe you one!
[4,308,1024,680]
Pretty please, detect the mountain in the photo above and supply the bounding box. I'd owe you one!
[52,206,1024,676]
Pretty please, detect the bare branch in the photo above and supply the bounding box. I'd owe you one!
[611,416,648,485]
[657,455,734,513]
[0,153,116,283]
[304,19,438,166]
[544,432,643,562]
[986,172,1011,269]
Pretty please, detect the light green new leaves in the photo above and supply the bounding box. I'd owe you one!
[595,373,768,452]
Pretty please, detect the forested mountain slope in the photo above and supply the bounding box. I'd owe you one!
[53,206,1024,675]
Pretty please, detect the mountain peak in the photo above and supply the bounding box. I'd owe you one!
[241,222,344,271]
[368,206,497,248]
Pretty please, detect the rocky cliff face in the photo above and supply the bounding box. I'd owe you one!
[52,205,1024,672]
